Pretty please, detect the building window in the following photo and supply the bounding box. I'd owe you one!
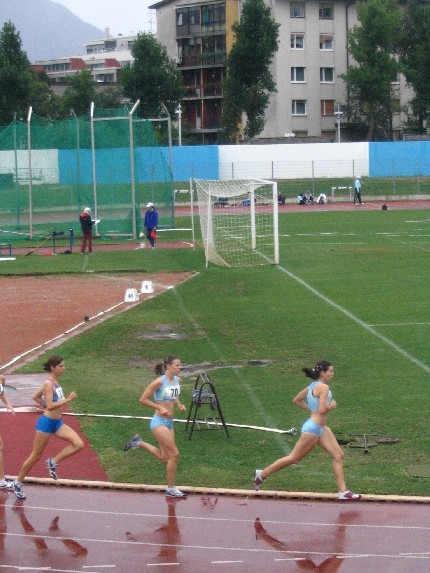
[320,67,334,82]
[290,33,304,49]
[292,100,307,115]
[290,2,305,18]
[319,34,333,50]
[321,100,335,116]
[291,67,306,82]
[319,3,334,19]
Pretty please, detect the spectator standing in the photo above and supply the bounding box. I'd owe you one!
[79,207,95,254]
[143,203,159,249]
[354,177,363,205]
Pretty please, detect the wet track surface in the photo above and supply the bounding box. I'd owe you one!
[1,485,429,572]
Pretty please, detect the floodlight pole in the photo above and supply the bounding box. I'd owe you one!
[129,99,140,239]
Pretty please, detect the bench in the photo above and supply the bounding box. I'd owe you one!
[0,243,12,256]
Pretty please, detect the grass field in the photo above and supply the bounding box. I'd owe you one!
[7,207,430,496]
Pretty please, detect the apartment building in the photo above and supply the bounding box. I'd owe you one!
[150,0,409,141]
[32,34,136,88]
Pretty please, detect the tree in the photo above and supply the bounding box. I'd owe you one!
[119,32,183,118]
[61,70,99,117]
[341,0,402,141]
[0,21,61,124]
[0,21,33,124]
[398,0,430,133]
[222,0,279,140]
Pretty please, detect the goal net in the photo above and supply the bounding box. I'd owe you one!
[193,178,279,267]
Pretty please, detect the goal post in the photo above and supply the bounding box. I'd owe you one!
[193,178,279,268]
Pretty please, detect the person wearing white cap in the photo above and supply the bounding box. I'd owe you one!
[143,202,158,248]
[79,207,95,253]
[353,176,363,205]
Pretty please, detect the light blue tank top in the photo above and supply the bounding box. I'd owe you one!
[153,375,180,402]
[307,381,332,412]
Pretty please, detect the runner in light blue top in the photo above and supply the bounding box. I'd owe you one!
[124,355,187,498]
[254,360,361,501]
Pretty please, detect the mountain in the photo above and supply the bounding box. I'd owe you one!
[0,0,104,62]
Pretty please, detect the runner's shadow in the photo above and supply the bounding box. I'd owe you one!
[254,510,360,572]
[12,500,88,557]
[126,496,185,565]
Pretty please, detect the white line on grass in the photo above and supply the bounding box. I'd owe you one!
[171,288,291,452]
[276,265,430,375]
[396,241,430,253]
[369,322,430,327]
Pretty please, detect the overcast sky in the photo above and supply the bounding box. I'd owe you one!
[53,0,156,36]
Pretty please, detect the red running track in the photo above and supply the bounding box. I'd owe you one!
[1,485,429,573]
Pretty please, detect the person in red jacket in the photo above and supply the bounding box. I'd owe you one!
[79,207,95,254]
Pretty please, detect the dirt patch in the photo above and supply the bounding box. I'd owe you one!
[0,271,195,371]
[127,359,276,376]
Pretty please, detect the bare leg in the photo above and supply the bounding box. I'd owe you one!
[137,439,166,462]
[17,431,52,483]
[318,427,346,492]
[152,426,179,489]
[52,424,84,465]
[262,433,319,479]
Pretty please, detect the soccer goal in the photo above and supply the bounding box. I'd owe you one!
[193,179,279,267]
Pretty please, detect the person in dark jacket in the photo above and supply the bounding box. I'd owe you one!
[79,207,94,254]
[143,203,159,248]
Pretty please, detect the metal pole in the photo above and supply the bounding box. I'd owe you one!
[90,102,99,235]
[273,181,279,264]
[27,107,33,239]
[177,104,182,146]
[129,99,140,239]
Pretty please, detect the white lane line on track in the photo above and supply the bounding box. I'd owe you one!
[146,563,180,567]
[6,505,430,531]
[210,561,243,564]
[2,534,427,563]
[276,264,430,375]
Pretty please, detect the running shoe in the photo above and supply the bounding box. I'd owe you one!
[123,434,142,451]
[46,458,58,480]
[13,480,26,500]
[253,469,265,491]
[0,479,14,491]
[165,487,187,498]
[338,490,361,501]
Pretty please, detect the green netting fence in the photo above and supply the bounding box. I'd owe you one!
[0,105,174,241]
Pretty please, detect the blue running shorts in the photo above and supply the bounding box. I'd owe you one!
[150,415,174,431]
[36,414,64,434]
[301,418,325,437]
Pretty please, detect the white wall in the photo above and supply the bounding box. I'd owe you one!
[218,142,369,179]
[0,149,59,184]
